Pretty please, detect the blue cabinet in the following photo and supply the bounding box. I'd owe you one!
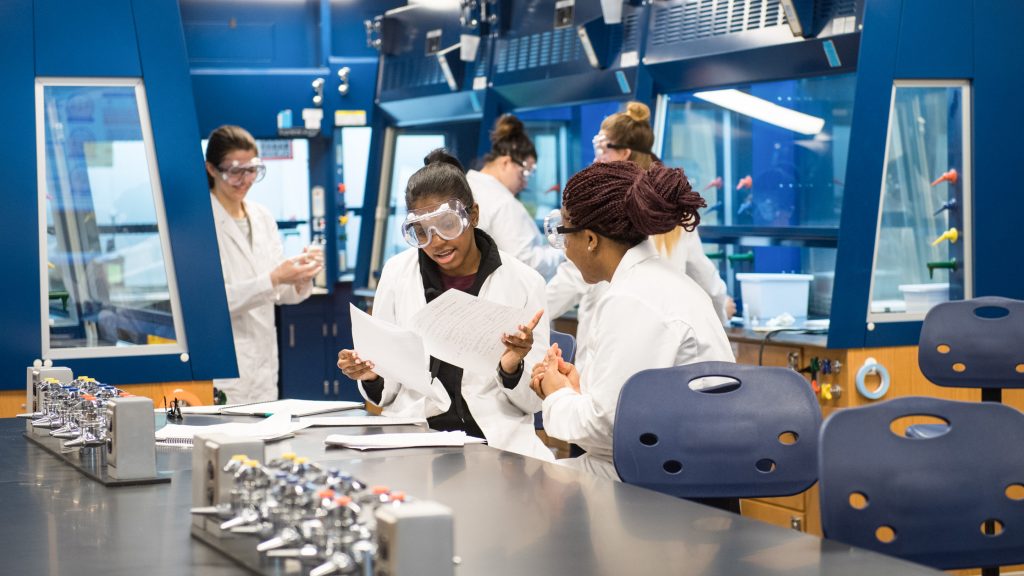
[277,285,359,402]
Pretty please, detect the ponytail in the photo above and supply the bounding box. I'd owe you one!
[406,148,474,208]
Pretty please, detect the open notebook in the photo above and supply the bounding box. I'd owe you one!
[155,413,310,446]
[179,399,363,417]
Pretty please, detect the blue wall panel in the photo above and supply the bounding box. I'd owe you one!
[180,0,321,68]
[191,70,330,138]
[894,0,974,78]
[133,0,238,381]
[35,0,141,77]
[0,0,44,385]
[973,1,1024,300]
[829,0,903,348]
[329,58,379,124]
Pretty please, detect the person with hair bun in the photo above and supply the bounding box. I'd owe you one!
[531,161,734,480]
[548,102,733,347]
[469,114,563,279]
[600,103,732,321]
[337,149,553,461]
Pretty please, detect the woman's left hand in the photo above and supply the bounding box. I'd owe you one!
[530,343,578,399]
[499,309,544,374]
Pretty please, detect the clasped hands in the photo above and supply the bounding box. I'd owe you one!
[530,343,580,400]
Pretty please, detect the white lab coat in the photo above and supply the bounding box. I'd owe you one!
[467,170,563,280]
[210,196,313,405]
[358,246,554,462]
[542,240,735,480]
[661,229,730,323]
[546,227,728,370]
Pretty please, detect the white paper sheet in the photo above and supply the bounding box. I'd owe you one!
[219,399,363,417]
[300,415,428,427]
[155,413,310,445]
[349,304,434,396]
[177,404,238,415]
[324,431,486,450]
[411,290,534,375]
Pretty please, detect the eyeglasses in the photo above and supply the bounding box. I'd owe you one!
[217,158,267,185]
[517,160,535,178]
[402,198,470,248]
[544,209,583,250]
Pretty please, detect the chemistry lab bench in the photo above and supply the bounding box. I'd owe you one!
[0,414,943,576]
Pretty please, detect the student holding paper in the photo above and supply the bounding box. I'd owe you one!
[337,150,552,461]
[530,161,735,480]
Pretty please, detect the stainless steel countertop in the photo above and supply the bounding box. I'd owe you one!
[0,416,941,576]
[724,326,830,348]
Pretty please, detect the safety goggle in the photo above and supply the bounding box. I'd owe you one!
[517,159,535,178]
[544,209,583,250]
[217,158,267,185]
[592,133,628,159]
[402,199,470,248]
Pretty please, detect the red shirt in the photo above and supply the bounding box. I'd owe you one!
[441,272,477,292]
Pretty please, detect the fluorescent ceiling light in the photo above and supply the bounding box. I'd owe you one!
[693,89,825,135]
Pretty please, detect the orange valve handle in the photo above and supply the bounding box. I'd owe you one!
[930,168,958,187]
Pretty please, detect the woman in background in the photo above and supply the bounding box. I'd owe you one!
[337,150,552,461]
[546,102,733,368]
[469,114,563,280]
[206,125,322,404]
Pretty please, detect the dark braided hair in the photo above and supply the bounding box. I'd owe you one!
[405,148,474,208]
[562,161,705,246]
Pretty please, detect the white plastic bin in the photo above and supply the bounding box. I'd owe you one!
[898,283,949,314]
[736,273,814,326]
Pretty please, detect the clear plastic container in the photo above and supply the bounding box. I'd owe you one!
[898,283,950,314]
[737,273,814,326]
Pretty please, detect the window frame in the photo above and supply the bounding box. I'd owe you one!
[36,76,188,359]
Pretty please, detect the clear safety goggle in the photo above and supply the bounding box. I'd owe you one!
[544,209,583,250]
[218,158,267,185]
[592,133,627,159]
[402,199,470,248]
[517,159,535,178]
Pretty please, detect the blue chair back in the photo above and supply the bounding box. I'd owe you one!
[536,330,576,430]
[549,329,576,364]
[918,297,1024,389]
[613,361,821,499]
[819,396,1024,570]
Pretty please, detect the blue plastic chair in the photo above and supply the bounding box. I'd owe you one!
[819,396,1024,570]
[613,361,821,500]
[907,298,1024,440]
[535,330,576,430]
[918,297,1024,390]
[549,329,576,364]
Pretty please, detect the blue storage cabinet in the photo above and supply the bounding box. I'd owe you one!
[276,287,359,402]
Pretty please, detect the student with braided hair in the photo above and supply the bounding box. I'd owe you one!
[547,103,733,371]
[469,114,563,280]
[531,161,734,480]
